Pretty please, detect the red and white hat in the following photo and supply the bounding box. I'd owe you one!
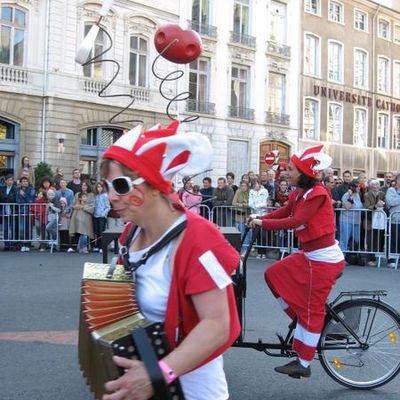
[290,145,332,178]
[102,120,213,193]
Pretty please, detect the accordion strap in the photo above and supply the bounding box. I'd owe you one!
[122,220,187,273]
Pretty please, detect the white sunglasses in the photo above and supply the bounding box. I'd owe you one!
[105,176,145,196]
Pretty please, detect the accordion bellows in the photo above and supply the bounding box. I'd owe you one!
[79,262,184,400]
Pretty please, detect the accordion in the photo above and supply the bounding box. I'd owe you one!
[78,261,185,400]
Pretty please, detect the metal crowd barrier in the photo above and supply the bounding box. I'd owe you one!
[388,211,400,270]
[0,203,59,252]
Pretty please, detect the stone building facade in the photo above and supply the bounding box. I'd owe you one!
[0,0,300,184]
[300,0,400,178]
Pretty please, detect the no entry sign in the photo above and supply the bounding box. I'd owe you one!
[264,151,276,166]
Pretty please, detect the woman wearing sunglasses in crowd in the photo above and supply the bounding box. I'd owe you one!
[101,121,240,400]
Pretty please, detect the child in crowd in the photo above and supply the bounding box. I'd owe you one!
[182,183,202,214]
[93,181,110,253]
[58,197,72,252]
[45,189,60,250]
[31,189,47,250]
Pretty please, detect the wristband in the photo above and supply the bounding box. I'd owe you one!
[158,360,177,384]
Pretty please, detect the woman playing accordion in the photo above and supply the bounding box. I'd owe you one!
[100,121,240,400]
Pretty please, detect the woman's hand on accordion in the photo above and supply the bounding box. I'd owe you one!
[103,356,153,400]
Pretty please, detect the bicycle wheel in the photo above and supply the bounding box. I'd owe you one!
[318,299,400,389]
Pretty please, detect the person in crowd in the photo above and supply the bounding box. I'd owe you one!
[182,183,202,214]
[339,181,363,252]
[323,176,341,208]
[39,176,56,195]
[67,168,82,194]
[213,177,235,226]
[363,179,386,266]
[0,174,18,250]
[89,175,98,193]
[250,145,344,378]
[16,156,35,187]
[275,162,288,183]
[249,179,269,259]
[385,174,400,268]
[333,170,353,203]
[241,173,250,184]
[107,204,124,249]
[54,167,65,190]
[200,177,214,219]
[358,173,368,201]
[274,179,290,208]
[226,172,238,194]
[232,180,250,255]
[247,170,256,183]
[259,171,268,188]
[93,181,111,252]
[55,178,74,207]
[100,121,240,400]
[45,189,61,249]
[68,180,95,253]
[16,176,35,252]
[323,167,334,178]
[177,177,191,201]
[381,171,394,194]
[264,169,276,202]
[69,191,94,254]
[31,189,47,251]
[58,197,72,252]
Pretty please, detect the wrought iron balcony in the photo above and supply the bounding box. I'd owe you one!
[230,31,256,49]
[188,20,217,39]
[266,111,290,126]
[229,106,255,120]
[266,41,291,58]
[186,99,215,115]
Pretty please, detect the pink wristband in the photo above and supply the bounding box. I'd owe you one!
[158,360,177,384]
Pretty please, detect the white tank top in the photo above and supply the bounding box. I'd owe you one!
[128,216,229,400]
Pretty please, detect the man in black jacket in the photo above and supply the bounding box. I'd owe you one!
[0,174,18,250]
[333,170,353,204]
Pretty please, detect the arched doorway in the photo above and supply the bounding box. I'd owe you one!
[259,140,291,173]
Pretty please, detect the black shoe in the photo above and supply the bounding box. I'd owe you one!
[274,359,311,379]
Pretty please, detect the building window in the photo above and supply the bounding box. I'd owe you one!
[354,108,367,147]
[129,36,148,87]
[354,49,368,89]
[231,65,249,109]
[304,33,320,76]
[0,120,15,140]
[354,9,368,31]
[189,57,210,111]
[304,0,320,16]
[394,61,400,98]
[192,0,210,28]
[377,56,390,94]
[378,18,390,40]
[303,98,319,140]
[270,1,287,44]
[377,113,389,148]
[268,72,286,114]
[233,0,250,37]
[82,23,105,79]
[394,25,400,45]
[0,6,26,66]
[329,1,344,24]
[328,40,343,82]
[327,102,342,143]
[393,116,400,149]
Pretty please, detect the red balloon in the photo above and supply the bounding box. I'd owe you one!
[154,24,202,64]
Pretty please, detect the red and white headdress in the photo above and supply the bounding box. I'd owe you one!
[290,145,332,178]
[102,120,213,193]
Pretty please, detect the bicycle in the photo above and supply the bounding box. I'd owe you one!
[232,226,400,389]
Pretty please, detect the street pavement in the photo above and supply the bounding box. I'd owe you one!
[1,250,400,400]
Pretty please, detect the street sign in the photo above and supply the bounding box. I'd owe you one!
[264,151,276,166]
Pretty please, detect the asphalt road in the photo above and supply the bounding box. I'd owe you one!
[1,251,400,400]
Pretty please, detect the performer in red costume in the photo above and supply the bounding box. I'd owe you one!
[101,121,240,400]
[250,145,344,379]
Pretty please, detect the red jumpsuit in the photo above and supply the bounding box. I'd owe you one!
[262,184,345,362]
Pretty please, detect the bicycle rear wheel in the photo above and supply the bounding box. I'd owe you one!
[318,299,400,389]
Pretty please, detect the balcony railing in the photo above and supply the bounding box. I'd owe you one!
[266,111,290,126]
[186,99,215,115]
[188,20,217,39]
[266,41,291,58]
[130,86,150,102]
[82,78,107,94]
[230,31,256,49]
[229,106,255,120]
[0,64,28,85]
